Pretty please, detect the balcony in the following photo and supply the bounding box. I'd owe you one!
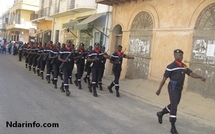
[96,0,141,6]
[6,21,37,30]
[50,0,97,17]
[10,0,39,12]
[31,7,52,22]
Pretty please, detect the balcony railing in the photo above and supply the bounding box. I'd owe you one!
[38,7,50,18]
[30,13,38,21]
[96,0,138,5]
[6,21,37,30]
[67,0,75,10]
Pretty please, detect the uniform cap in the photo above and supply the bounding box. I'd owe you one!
[174,49,183,54]
[67,40,71,43]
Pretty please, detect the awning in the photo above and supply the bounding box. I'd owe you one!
[62,20,79,29]
[74,13,106,30]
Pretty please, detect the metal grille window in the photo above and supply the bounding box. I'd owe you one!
[126,11,153,79]
[188,4,215,98]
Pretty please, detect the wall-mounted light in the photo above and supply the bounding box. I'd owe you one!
[21,31,24,34]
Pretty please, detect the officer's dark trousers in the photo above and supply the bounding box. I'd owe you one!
[161,82,182,123]
[28,55,33,69]
[77,64,84,84]
[85,64,91,85]
[40,59,46,74]
[63,65,72,90]
[98,66,105,85]
[33,55,38,71]
[46,60,52,79]
[18,50,22,61]
[36,57,41,74]
[25,56,28,68]
[91,67,101,92]
[110,68,121,90]
[53,63,59,84]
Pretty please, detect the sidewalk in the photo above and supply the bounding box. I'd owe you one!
[102,75,215,127]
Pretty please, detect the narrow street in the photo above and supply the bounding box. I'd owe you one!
[0,55,214,134]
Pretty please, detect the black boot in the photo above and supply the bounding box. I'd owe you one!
[93,88,98,97]
[41,72,44,79]
[29,66,31,71]
[108,82,114,93]
[69,78,73,84]
[157,111,163,124]
[25,64,28,68]
[116,88,120,97]
[60,82,65,92]
[65,87,71,96]
[51,78,54,85]
[74,80,78,86]
[88,84,92,92]
[78,81,82,89]
[170,123,178,134]
[54,81,57,89]
[46,76,50,83]
[99,84,103,90]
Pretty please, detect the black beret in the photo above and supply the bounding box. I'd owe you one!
[94,42,99,45]
[67,40,71,43]
[118,45,122,48]
[174,49,183,54]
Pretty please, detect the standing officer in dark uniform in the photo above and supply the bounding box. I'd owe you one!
[49,42,61,89]
[40,42,47,79]
[23,43,29,68]
[87,43,109,97]
[97,46,110,90]
[32,42,39,74]
[36,42,43,76]
[45,41,54,83]
[74,43,86,89]
[27,42,34,71]
[18,42,24,61]
[83,46,93,86]
[58,40,74,96]
[156,49,206,134]
[108,45,134,97]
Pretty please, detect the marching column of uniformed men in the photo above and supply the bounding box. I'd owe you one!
[19,40,135,98]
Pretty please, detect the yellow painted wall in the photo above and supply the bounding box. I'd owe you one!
[20,10,34,21]
[37,21,52,31]
[107,0,215,82]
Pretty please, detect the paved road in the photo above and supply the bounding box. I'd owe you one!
[0,55,214,134]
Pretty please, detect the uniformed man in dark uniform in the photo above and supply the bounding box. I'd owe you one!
[23,43,29,68]
[108,45,134,97]
[83,46,93,86]
[58,40,74,96]
[45,41,54,83]
[32,42,39,74]
[18,42,24,61]
[97,46,110,90]
[27,42,34,71]
[87,43,109,97]
[74,43,86,89]
[49,42,61,89]
[156,49,206,134]
[36,42,43,76]
[40,42,47,79]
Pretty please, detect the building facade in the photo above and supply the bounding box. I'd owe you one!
[50,0,111,48]
[96,0,215,99]
[5,0,39,43]
[30,0,53,43]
